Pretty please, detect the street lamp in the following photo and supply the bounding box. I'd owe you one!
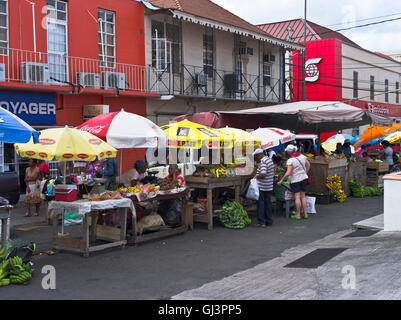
[303,0,307,101]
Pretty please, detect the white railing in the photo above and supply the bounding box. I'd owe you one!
[0,48,149,93]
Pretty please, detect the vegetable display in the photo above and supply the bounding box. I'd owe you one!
[0,247,35,287]
[215,201,251,229]
[326,175,347,203]
[350,178,384,198]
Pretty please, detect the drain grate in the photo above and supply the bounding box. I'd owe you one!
[284,248,348,269]
[343,230,379,238]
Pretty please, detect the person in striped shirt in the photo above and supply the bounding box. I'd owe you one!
[253,149,274,227]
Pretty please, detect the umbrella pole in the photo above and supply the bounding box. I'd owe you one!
[119,149,123,183]
[63,162,66,184]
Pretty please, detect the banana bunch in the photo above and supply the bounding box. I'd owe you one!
[8,256,34,285]
[0,246,6,260]
[304,153,315,161]
[326,175,347,203]
[0,259,10,286]
[212,167,228,178]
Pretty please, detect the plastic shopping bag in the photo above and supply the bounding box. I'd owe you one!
[306,196,317,214]
[246,178,259,201]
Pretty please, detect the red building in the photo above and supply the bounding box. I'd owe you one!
[259,19,401,120]
[1,0,159,174]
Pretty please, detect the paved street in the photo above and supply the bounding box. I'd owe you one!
[2,196,384,299]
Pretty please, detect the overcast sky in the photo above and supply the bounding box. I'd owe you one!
[212,0,401,54]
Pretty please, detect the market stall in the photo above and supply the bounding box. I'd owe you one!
[185,175,242,230]
[48,197,134,257]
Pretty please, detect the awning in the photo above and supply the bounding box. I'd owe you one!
[218,101,393,133]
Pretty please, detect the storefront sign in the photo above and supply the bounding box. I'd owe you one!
[83,105,109,118]
[0,91,56,125]
[305,58,323,82]
[367,103,390,115]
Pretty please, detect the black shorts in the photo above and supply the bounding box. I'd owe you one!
[290,179,308,193]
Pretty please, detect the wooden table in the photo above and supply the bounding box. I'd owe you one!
[185,176,242,230]
[49,199,134,257]
[0,205,12,248]
[129,189,189,244]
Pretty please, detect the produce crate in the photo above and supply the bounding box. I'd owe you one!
[366,170,386,188]
[366,162,389,172]
[306,192,336,205]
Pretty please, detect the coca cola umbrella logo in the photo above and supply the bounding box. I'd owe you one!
[80,125,105,135]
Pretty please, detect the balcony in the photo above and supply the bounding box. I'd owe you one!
[147,64,282,103]
[0,48,158,97]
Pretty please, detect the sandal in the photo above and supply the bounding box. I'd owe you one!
[290,215,301,220]
[302,214,309,219]
[255,224,266,228]
[34,213,39,216]
[24,213,31,217]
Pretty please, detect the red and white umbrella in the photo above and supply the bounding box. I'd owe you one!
[250,128,296,150]
[77,109,167,178]
[77,109,167,149]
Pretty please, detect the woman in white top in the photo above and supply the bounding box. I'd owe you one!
[277,145,310,220]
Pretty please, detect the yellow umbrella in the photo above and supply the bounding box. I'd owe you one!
[322,136,355,154]
[15,126,117,161]
[216,127,261,149]
[384,131,401,144]
[161,120,233,149]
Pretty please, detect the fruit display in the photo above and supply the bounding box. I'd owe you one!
[326,175,347,203]
[304,153,315,161]
[193,169,214,178]
[350,178,384,198]
[215,201,251,229]
[157,178,180,191]
[117,185,160,194]
[89,191,123,201]
[212,167,228,178]
[0,248,35,287]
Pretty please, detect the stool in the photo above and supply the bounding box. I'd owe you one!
[185,202,194,231]
[276,200,293,219]
[0,206,12,248]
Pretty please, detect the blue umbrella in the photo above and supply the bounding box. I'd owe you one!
[0,107,40,143]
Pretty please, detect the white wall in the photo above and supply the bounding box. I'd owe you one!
[342,43,401,105]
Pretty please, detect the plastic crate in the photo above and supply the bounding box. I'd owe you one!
[274,184,287,201]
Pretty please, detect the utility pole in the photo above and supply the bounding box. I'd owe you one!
[303,0,307,101]
[288,27,293,102]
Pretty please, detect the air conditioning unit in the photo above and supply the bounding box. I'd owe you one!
[77,72,101,89]
[194,73,207,87]
[0,63,5,82]
[102,72,125,90]
[21,62,50,84]
[263,54,276,63]
[238,47,253,56]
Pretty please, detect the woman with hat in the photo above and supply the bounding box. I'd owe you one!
[277,144,310,220]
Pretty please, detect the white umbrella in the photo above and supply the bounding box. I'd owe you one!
[251,128,296,150]
[77,109,168,178]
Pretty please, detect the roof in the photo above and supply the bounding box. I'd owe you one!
[148,0,276,37]
[258,19,360,47]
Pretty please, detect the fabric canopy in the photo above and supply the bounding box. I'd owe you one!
[354,124,401,146]
[218,101,393,133]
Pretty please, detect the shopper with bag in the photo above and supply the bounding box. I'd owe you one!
[253,149,274,227]
[277,145,310,220]
[24,159,42,217]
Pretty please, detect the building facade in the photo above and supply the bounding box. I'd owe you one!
[144,0,303,125]
[260,19,401,122]
[0,0,158,177]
